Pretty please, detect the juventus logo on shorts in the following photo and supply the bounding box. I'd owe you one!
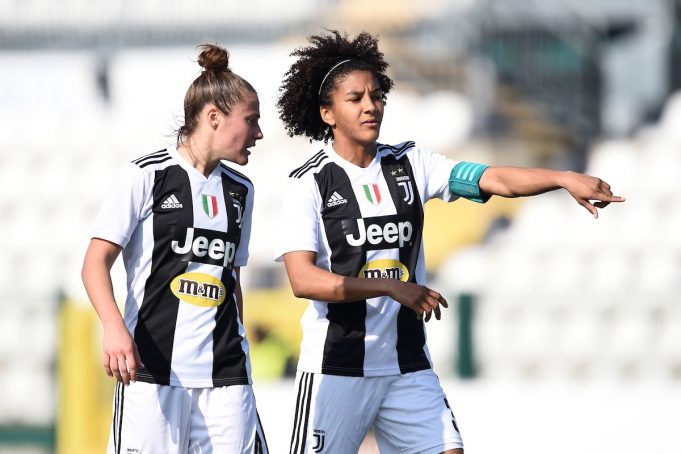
[312,429,325,453]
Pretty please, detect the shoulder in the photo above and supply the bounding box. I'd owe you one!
[288,149,330,180]
[377,140,416,159]
[130,148,174,171]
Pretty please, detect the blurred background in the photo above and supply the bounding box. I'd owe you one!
[1,0,680,452]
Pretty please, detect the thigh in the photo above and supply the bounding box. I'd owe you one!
[289,372,382,454]
[188,385,268,454]
[107,381,191,454]
[373,370,463,454]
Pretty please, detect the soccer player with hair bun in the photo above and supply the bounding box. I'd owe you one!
[276,30,624,454]
[82,43,268,453]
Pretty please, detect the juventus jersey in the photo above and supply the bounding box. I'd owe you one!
[276,141,476,377]
[92,146,254,387]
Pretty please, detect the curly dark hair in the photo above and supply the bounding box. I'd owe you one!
[277,30,394,143]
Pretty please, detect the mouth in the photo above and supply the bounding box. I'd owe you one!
[362,119,380,127]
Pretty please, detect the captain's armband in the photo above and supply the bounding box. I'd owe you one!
[449,162,491,203]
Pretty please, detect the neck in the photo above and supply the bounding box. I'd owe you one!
[177,136,219,177]
[332,138,377,168]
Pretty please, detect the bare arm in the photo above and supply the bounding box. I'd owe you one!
[234,267,244,324]
[283,251,447,321]
[479,167,625,218]
[81,238,142,385]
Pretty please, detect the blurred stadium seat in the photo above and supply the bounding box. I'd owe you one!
[438,89,681,382]
[1,2,681,452]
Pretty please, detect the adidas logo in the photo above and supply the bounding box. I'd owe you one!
[326,191,348,207]
[161,194,183,209]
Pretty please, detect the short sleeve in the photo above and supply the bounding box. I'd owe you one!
[234,183,254,267]
[274,176,322,262]
[90,163,149,248]
[412,146,460,202]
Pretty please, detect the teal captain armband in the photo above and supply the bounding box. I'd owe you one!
[449,161,491,203]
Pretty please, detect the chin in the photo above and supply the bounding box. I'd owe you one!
[359,135,380,146]
[366,130,381,142]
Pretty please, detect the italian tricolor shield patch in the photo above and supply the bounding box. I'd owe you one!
[202,194,218,218]
[362,184,381,205]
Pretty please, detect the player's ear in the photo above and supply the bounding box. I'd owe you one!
[204,104,221,129]
[320,105,336,128]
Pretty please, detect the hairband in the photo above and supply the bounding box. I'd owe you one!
[318,59,352,96]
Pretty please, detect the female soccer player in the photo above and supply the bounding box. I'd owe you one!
[82,44,268,453]
[275,31,624,454]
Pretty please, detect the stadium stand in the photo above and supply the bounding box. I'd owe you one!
[1,1,680,452]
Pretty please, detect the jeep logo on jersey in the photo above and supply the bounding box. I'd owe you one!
[344,216,413,249]
[358,259,409,282]
[171,227,236,267]
[170,272,226,307]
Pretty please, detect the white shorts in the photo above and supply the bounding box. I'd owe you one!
[108,381,268,454]
[289,369,463,454]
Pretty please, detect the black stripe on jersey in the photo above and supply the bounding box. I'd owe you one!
[290,372,314,454]
[378,141,415,159]
[132,149,167,164]
[315,163,367,376]
[220,162,252,183]
[137,155,172,168]
[289,150,323,178]
[290,150,328,178]
[212,172,250,385]
[135,164,193,385]
[381,153,430,374]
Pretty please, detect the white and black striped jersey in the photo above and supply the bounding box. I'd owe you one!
[276,141,486,377]
[92,145,254,388]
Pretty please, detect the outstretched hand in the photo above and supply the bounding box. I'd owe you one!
[563,171,625,218]
[388,281,449,322]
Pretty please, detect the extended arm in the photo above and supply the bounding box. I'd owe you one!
[283,251,447,321]
[82,238,142,385]
[479,167,625,218]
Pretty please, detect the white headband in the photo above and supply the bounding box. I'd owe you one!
[318,59,352,96]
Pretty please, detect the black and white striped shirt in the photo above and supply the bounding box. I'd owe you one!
[92,146,254,387]
[276,141,468,377]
